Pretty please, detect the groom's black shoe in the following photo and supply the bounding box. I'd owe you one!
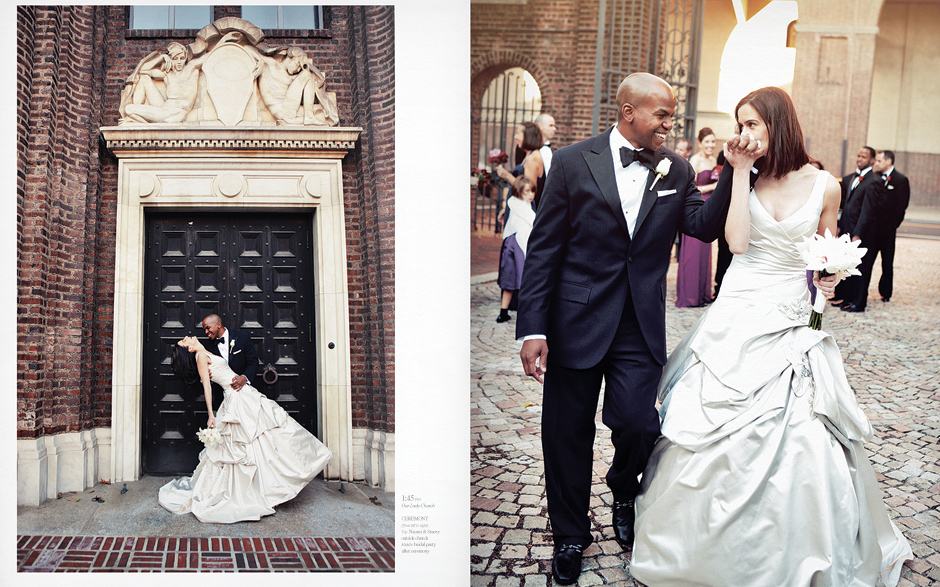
[551,544,583,585]
[612,499,636,549]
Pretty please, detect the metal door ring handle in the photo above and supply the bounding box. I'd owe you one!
[262,364,278,384]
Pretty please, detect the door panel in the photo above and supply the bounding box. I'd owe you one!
[143,212,317,475]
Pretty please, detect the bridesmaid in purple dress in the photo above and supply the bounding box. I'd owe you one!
[676,128,720,307]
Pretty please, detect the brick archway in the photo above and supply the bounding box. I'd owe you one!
[470,51,550,114]
[470,52,551,169]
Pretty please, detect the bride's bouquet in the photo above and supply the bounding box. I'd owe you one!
[799,229,867,330]
[197,426,222,447]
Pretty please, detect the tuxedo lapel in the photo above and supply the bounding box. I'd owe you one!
[583,129,629,236]
[845,171,871,207]
[632,150,666,237]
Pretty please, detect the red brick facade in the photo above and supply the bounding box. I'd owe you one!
[17,6,395,439]
[470,0,602,163]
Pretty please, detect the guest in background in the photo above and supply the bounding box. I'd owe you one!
[672,137,695,261]
[512,123,527,166]
[496,177,537,323]
[872,150,910,302]
[676,128,719,307]
[674,137,693,160]
[833,146,886,313]
[689,127,718,179]
[535,113,557,177]
[497,121,544,209]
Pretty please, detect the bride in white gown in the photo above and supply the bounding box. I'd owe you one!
[158,336,332,523]
[631,87,912,586]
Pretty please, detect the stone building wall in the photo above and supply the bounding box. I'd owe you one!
[16,5,395,446]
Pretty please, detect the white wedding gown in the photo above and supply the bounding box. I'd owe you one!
[631,170,912,586]
[159,352,332,523]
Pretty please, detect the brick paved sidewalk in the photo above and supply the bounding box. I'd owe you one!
[17,535,394,572]
[16,475,395,574]
[471,236,940,586]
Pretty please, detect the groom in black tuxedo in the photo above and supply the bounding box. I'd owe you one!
[202,314,258,391]
[516,72,740,585]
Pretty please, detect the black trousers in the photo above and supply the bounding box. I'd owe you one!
[541,301,662,548]
[850,240,881,310]
[878,229,898,300]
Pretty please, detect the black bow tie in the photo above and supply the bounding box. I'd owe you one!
[620,146,655,169]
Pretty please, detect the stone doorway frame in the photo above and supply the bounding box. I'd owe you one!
[101,125,362,485]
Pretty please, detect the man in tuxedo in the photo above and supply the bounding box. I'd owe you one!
[833,146,887,312]
[202,314,258,391]
[535,112,557,175]
[516,72,740,585]
[871,150,910,302]
[838,146,875,212]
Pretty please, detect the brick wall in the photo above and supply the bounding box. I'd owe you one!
[340,6,396,433]
[17,6,111,438]
[17,6,395,438]
[470,0,602,164]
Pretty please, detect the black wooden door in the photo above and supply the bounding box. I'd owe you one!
[143,212,317,474]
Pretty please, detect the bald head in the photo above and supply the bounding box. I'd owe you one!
[616,73,675,118]
[615,73,677,151]
[202,314,226,340]
[534,113,556,142]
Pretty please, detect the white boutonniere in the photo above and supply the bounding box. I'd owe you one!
[649,158,672,191]
[229,339,235,352]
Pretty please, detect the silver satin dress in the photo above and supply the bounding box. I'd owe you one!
[159,352,332,523]
[631,170,913,586]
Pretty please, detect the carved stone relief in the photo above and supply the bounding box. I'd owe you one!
[118,18,339,127]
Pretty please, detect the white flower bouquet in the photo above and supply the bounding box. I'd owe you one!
[799,229,867,330]
[197,426,222,447]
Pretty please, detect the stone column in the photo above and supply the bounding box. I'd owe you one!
[791,0,885,175]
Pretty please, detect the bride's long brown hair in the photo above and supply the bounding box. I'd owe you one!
[735,86,809,180]
[170,345,200,385]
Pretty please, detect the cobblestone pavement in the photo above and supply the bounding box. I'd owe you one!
[471,236,940,586]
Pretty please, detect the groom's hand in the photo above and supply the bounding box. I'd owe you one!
[231,375,247,391]
[520,339,549,384]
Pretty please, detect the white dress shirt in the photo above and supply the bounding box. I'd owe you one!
[540,143,553,176]
[851,166,872,190]
[218,329,229,362]
[609,127,652,237]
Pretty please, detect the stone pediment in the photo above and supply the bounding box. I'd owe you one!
[118,18,339,127]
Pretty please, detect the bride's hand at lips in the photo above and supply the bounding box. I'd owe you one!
[723,133,764,169]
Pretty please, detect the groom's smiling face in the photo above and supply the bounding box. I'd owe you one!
[622,90,676,151]
[203,318,225,340]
